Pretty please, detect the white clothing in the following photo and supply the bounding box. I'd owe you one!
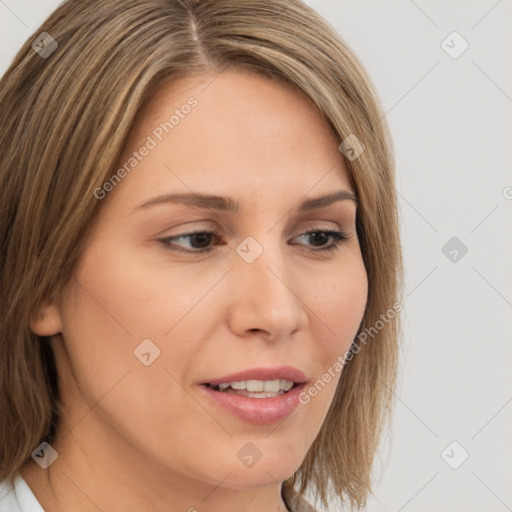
[0,475,44,512]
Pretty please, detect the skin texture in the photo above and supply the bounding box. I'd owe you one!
[24,69,368,512]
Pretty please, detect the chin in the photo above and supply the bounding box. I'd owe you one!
[217,461,300,490]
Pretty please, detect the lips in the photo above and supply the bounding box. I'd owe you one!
[200,366,308,387]
[199,381,308,424]
[197,366,310,424]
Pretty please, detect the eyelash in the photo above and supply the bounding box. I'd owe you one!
[158,229,349,254]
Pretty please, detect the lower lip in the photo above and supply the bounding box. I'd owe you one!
[199,384,306,425]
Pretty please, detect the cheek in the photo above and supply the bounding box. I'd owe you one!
[313,256,368,351]
[300,256,368,403]
[57,250,220,471]
[58,237,222,405]
[66,236,215,342]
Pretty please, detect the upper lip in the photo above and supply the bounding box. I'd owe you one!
[201,366,308,387]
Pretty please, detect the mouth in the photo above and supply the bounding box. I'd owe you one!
[198,380,308,425]
[198,366,309,419]
[199,365,308,399]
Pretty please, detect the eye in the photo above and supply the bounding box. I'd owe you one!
[159,230,221,253]
[290,230,348,253]
[158,229,349,254]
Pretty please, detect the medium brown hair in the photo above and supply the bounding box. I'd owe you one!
[0,0,402,509]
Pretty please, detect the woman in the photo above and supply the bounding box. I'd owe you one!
[0,0,402,511]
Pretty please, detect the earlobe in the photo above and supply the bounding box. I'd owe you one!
[30,303,63,336]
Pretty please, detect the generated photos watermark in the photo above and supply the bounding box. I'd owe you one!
[93,96,198,200]
[299,301,402,404]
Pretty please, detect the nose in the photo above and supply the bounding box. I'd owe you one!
[227,238,308,341]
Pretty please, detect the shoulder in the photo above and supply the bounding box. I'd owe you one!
[0,475,44,512]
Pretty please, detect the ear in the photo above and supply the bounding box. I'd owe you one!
[30,302,63,336]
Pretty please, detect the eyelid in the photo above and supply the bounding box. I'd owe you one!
[157,219,345,242]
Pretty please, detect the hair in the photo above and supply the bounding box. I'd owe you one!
[0,0,402,509]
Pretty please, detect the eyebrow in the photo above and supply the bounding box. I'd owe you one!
[133,189,357,214]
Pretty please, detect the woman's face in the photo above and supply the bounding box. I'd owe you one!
[34,69,367,494]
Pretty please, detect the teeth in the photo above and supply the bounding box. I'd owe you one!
[214,379,294,392]
[281,380,294,392]
[224,389,285,398]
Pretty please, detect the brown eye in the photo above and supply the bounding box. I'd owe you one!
[159,231,221,252]
[291,230,348,252]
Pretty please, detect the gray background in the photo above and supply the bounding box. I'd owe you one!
[1,1,511,510]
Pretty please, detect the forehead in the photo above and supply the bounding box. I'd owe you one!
[111,69,353,209]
